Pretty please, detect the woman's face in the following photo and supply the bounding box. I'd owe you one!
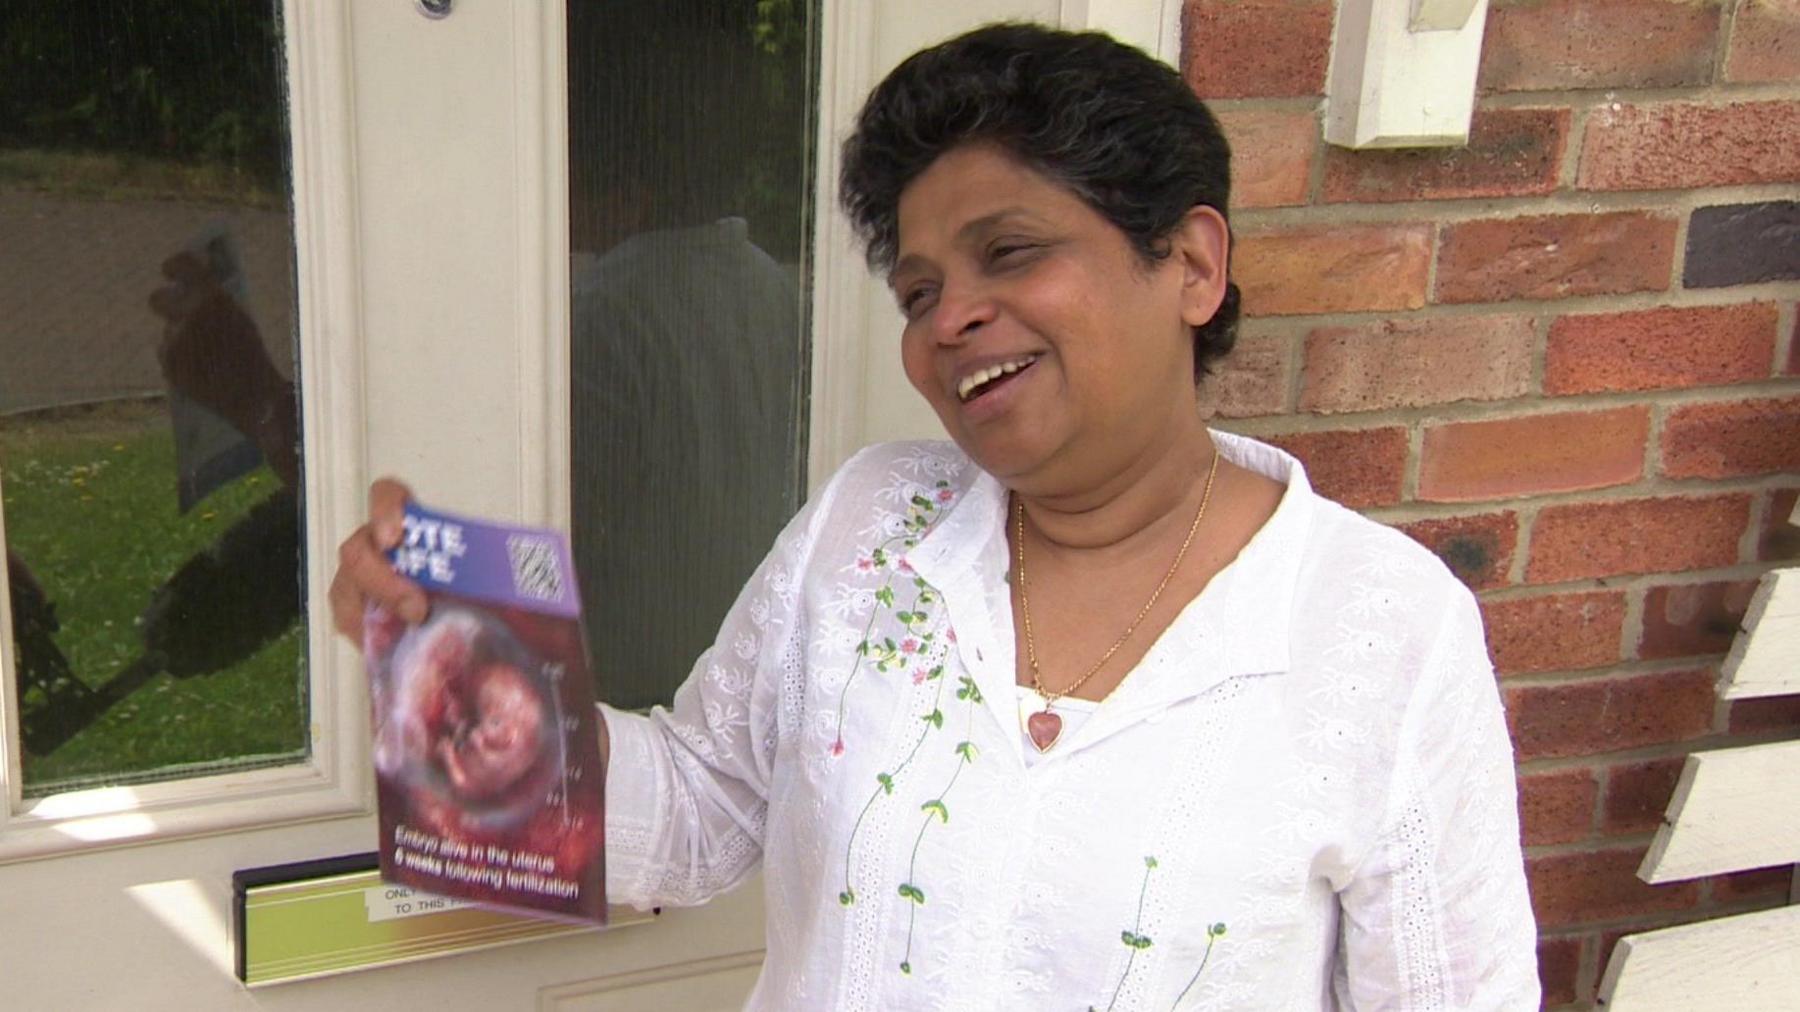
[890,143,1226,492]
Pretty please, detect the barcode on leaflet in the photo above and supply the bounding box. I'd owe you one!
[506,535,563,601]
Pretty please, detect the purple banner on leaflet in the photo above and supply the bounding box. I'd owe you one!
[389,503,581,620]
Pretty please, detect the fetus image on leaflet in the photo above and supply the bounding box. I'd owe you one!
[374,608,555,820]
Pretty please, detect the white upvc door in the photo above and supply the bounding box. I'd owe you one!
[0,2,1164,1008]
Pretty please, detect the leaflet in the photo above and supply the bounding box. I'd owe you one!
[366,502,605,923]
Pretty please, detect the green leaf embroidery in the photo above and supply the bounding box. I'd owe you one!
[954,740,978,761]
[921,799,949,823]
[1119,930,1154,949]
[911,494,931,509]
[900,961,912,975]
[875,586,895,608]
[897,883,925,904]
[923,708,944,729]
[838,889,855,906]
[876,772,894,795]
[1144,856,1159,870]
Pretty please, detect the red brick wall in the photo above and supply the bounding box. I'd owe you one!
[1184,0,1800,1007]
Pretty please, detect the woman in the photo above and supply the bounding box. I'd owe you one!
[332,23,1538,1010]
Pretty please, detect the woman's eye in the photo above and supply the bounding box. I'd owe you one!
[989,240,1038,263]
[900,286,937,319]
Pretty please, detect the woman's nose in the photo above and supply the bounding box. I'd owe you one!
[929,277,996,345]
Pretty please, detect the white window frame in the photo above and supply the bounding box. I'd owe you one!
[0,0,369,862]
[0,0,879,864]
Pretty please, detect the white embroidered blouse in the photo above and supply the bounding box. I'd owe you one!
[601,433,1540,1010]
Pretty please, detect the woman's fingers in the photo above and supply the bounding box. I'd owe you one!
[329,479,427,645]
[368,477,414,548]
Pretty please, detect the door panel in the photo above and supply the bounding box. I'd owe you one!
[0,1,1073,1007]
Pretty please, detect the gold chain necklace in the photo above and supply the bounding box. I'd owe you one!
[1015,451,1220,753]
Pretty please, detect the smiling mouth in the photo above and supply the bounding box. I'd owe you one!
[956,354,1039,402]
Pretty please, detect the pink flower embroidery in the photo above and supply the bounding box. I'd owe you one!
[936,488,954,503]
[900,637,920,654]
[830,737,845,756]
[855,555,875,573]
[912,668,928,685]
[897,557,916,575]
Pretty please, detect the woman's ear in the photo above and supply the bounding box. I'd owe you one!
[1171,205,1230,329]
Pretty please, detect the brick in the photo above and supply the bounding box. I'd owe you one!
[1640,580,1757,660]
[1685,201,1800,288]
[1789,310,1800,375]
[1526,495,1751,583]
[1478,0,1722,92]
[1397,511,1519,591]
[1236,225,1432,315]
[1544,303,1780,395]
[1215,108,1315,209]
[1712,865,1795,904]
[1725,0,1800,83]
[1436,212,1676,304]
[1757,487,1800,561]
[1261,426,1408,507]
[1602,756,1686,835]
[1728,693,1800,734]
[1299,316,1533,415]
[1662,396,1800,479]
[1204,329,1292,418]
[1505,669,1715,761]
[1537,935,1585,1007]
[1482,590,1626,675]
[1579,101,1800,191]
[1322,108,1568,202]
[1419,407,1649,503]
[1183,0,1334,98]
[1519,768,1599,845]
[1528,846,1700,929]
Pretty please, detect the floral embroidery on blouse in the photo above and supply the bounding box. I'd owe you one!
[829,477,956,756]
[1093,855,1228,1011]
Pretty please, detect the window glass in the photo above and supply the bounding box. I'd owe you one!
[0,1,306,795]
[567,0,817,708]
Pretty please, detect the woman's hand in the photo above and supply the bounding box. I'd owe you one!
[329,478,429,643]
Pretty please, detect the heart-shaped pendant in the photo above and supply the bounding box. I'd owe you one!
[1026,708,1063,753]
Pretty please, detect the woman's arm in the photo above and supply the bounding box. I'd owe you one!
[598,479,832,909]
[1335,589,1541,1010]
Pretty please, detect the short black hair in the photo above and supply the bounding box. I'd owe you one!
[839,22,1240,379]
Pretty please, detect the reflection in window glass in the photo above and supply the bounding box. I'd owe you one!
[0,2,307,795]
[568,1,817,708]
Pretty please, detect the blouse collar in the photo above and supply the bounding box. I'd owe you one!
[903,431,1319,763]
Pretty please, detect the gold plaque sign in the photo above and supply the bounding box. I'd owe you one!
[233,854,653,986]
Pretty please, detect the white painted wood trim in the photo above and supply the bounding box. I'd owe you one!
[1719,568,1800,700]
[0,0,371,862]
[1065,0,1186,64]
[0,501,24,808]
[516,0,571,532]
[537,948,766,1009]
[1598,904,1800,1011]
[1326,0,1492,148]
[1640,739,1800,884]
[808,0,879,491]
